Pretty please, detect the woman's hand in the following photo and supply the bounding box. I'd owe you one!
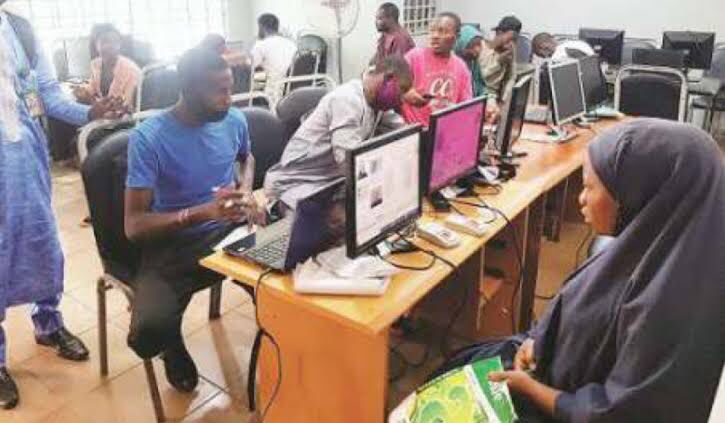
[489,370,536,393]
[402,89,432,108]
[514,338,536,372]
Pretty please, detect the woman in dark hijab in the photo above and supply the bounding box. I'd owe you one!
[434,119,725,422]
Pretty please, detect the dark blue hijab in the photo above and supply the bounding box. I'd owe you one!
[532,119,725,422]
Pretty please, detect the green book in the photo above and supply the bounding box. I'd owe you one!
[389,356,518,423]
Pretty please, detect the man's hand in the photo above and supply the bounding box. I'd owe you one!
[88,96,128,120]
[514,338,536,372]
[239,191,267,226]
[206,190,267,226]
[403,89,432,107]
[499,45,515,64]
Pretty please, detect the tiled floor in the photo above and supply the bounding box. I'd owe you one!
[4,130,723,422]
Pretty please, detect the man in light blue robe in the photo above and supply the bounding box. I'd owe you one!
[0,4,122,409]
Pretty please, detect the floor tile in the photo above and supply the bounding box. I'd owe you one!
[182,392,255,422]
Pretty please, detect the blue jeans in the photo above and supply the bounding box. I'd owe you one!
[0,294,64,367]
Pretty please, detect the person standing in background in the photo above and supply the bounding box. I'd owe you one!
[480,15,521,103]
[0,2,123,409]
[251,13,297,98]
[370,2,415,66]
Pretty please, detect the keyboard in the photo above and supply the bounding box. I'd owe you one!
[243,219,293,269]
[525,106,549,123]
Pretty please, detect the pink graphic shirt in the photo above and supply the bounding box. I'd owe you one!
[402,47,473,127]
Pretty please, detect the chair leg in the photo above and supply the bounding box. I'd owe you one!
[143,359,166,422]
[247,329,263,411]
[209,282,222,320]
[97,277,109,377]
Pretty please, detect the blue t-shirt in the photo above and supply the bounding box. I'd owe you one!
[126,108,251,234]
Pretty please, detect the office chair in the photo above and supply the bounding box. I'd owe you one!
[615,65,688,121]
[231,92,273,110]
[621,39,656,65]
[692,46,725,133]
[275,86,329,141]
[77,110,160,163]
[81,131,226,422]
[239,107,287,190]
[136,62,181,112]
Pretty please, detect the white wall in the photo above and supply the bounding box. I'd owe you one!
[440,0,725,42]
[226,0,255,47]
[244,0,389,81]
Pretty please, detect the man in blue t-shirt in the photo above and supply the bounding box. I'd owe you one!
[124,47,263,393]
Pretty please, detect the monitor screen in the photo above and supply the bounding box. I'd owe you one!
[579,55,608,110]
[549,60,586,125]
[346,126,423,258]
[496,75,532,156]
[662,31,715,70]
[579,28,625,65]
[427,97,486,193]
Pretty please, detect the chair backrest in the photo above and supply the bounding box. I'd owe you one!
[138,63,180,112]
[231,92,272,110]
[232,64,253,94]
[275,86,329,141]
[615,65,688,121]
[240,107,287,190]
[81,131,141,283]
[516,34,533,64]
[622,39,656,65]
[285,50,323,94]
[706,46,725,81]
[297,34,328,73]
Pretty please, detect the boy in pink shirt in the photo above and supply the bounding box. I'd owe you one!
[402,12,472,127]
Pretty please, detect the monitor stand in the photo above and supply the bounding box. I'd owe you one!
[547,124,575,142]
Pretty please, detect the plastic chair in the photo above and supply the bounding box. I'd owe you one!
[615,65,688,121]
[275,86,329,141]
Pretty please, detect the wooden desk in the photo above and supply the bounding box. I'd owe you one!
[200,119,623,422]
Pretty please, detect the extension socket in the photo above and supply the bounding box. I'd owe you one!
[444,214,491,237]
[417,222,461,249]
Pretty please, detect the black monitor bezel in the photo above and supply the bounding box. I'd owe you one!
[632,47,686,69]
[578,28,625,65]
[579,55,608,110]
[425,95,488,194]
[345,124,424,258]
[548,59,587,126]
[662,31,716,70]
[496,75,532,156]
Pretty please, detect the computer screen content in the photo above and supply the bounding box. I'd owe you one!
[549,60,586,125]
[579,55,608,110]
[427,97,486,193]
[662,31,715,70]
[579,28,625,65]
[347,126,422,257]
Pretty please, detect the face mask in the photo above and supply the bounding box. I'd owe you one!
[373,77,401,111]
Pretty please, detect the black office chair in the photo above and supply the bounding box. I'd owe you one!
[615,65,688,121]
[137,63,181,112]
[275,86,328,141]
[81,131,224,422]
[297,34,328,74]
[621,39,656,65]
[240,107,287,190]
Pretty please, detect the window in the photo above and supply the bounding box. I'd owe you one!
[4,0,228,61]
[403,0,437,36]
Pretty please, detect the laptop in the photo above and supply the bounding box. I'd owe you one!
[224,179,346,271]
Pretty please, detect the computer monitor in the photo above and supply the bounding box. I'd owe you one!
[426,96,487,194]
[632,48,686,69]
[579,28,625,65]
[496,75,532,159]
[662,31,715,70]
[579,55,608,110]
[345,125,423,258]
[548,60,586,125]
